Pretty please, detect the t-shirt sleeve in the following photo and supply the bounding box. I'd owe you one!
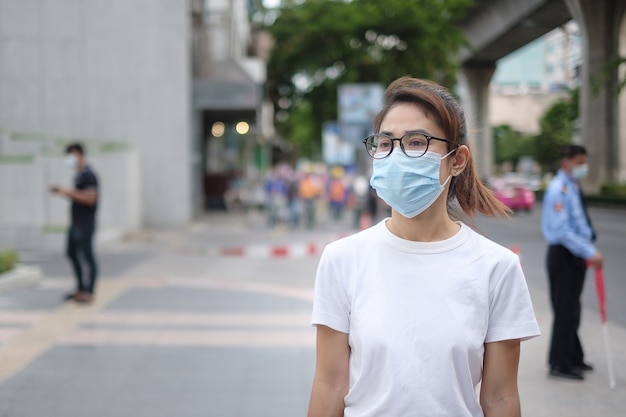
[77,171,98,190]
[485,257,541,343]
[84,171,98,189]
[311,245,351,334]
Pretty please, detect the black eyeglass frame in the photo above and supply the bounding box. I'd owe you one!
[362,132,457,159]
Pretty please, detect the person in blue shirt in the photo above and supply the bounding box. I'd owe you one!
[541,144,603,380]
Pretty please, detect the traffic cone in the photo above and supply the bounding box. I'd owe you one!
[359,212,372,230]
[511,244,522,267]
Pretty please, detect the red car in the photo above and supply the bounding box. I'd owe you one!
[489,177,535,212]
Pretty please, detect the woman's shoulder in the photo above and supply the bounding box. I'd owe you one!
[323,221,384,255]
[463,224,519,265]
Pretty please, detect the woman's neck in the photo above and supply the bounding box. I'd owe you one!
[386,205,460,242]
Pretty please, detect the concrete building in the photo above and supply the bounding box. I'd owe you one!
[0,0,267,250]
[490,22,581,135]
[191,0,270,211]
[543,20,582,91]
[492,37,545,94]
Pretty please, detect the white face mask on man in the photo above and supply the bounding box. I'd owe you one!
[65,154,78,169]
[571,164,588,181]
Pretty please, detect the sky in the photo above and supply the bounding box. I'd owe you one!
[263,0,280,8]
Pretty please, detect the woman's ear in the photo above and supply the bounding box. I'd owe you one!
[451,145,470,176]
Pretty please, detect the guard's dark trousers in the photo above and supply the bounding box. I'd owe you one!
[547,244,586,370]
[66,220,98,294]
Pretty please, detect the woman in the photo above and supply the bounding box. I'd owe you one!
[308,77,540,417]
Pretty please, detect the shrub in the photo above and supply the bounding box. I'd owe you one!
[600,182,626,197]
[0,249,19,274]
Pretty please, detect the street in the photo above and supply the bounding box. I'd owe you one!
[0,206,625,416]
[477,205,626,328]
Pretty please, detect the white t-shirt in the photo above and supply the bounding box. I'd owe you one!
[312,219,540,417]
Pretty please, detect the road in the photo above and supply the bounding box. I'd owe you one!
[477,204,626,327]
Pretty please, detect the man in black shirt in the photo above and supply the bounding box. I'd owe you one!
[50,143,99,303]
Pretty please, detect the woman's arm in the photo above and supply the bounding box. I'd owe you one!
[307,324,350,417]
[480,339,522,417]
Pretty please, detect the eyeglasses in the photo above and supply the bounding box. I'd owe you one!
[362,132,456,159]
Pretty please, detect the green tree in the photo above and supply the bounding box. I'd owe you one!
[591,55,626,95]
[263,0,473,159]
[493,124,534,169]
[532,88,579,173]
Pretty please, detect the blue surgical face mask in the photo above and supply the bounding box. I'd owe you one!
[571,164,588,181]
[370,149,455,218]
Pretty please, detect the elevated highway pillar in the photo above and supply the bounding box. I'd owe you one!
[564,0,626,190]
[621,13,626,182]
[458,63,496,180]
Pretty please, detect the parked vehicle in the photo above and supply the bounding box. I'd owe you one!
[488,176,535,212]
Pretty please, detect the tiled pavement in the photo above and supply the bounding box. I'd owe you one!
[0,269,320,417]
[0,211,625,416]
[0,210,335,417]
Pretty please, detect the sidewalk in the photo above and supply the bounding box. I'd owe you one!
[0,210,624,416]
[519,279,625,416]
[0,210,356,417]
[0,265,42,294]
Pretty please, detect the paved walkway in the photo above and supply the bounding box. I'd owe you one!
[0,210,624,416]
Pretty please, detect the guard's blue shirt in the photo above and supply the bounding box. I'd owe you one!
[541,169,596,259]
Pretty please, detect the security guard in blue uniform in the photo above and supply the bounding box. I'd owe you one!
[541,145,603,380]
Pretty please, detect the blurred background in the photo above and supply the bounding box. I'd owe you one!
[0,1,625,416]
[0,0,624,246]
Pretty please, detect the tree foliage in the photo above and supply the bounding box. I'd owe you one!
[532,88,579,173]
[493,88,580,174]
[263,0,473,159]
[493,124,533,168]
[591,55,626,95]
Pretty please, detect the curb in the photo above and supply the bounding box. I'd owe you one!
[212,234,347,259]
[0,265,43,294]
[216,242,321,258]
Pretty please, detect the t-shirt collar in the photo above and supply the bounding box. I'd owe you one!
[376,218,470,254]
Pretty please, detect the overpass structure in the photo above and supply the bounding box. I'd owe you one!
[456,0,626,191]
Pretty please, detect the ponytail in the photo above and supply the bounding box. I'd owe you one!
[448,147,511,218]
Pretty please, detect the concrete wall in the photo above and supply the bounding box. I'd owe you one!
[0,0,192,234]
[490,92,564,134]
[0,146,141,250]
[617,16,626,183]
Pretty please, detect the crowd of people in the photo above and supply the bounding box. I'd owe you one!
[242,162,383,230]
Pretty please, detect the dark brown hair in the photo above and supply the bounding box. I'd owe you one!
[65,143,85,155]
[561,144,587,159]
[373,76,510,218]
